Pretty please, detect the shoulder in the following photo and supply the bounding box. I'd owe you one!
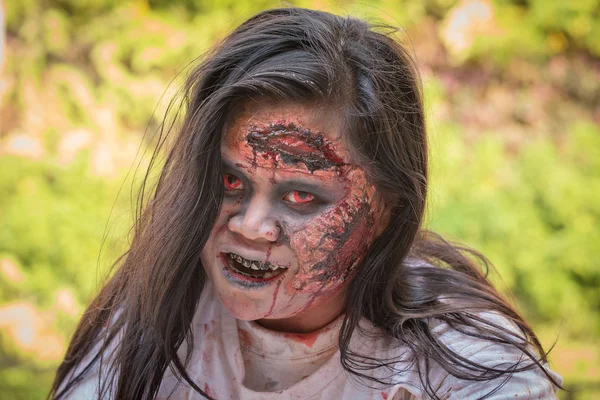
[353,311,562,399]
[389,312,562,399]
[61,284,223,399]
[431,312,561,398]
[57,326,121,400]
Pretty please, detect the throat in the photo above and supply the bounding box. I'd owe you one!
[257,289,347,333]
[237,316,342,391]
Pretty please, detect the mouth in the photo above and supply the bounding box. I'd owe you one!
[222,252,288,281]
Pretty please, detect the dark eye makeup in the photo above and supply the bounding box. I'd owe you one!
[221,158,343,209]
[223,172,325,206]
[224,173,243,190]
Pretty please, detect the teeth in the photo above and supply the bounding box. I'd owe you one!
[227,253,287,272]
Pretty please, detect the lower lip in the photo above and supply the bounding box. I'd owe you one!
[219,254,286,289]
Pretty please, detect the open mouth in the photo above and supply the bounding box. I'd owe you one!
[223,252,287,280]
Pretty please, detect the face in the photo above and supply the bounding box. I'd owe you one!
[200,101,388,331]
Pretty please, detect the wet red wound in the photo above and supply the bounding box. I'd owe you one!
[246,123,345,172]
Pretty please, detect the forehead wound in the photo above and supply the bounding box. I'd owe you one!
[245,122,346,172]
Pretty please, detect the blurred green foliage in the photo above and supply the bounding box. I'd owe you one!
[0,155,128,400]
[1,0,599,398]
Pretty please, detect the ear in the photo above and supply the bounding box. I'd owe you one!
[374,203,392,238]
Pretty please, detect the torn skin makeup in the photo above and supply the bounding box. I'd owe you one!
[244,121,380,293]
[200,102,386,333]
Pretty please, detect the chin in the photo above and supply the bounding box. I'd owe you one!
[220,299,263,321]
[227,303,276,321]
[203,255,288,318]
[202,250,336,326]
[214,285,293,321]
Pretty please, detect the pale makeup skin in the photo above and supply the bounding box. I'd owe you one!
[200,100,389,333]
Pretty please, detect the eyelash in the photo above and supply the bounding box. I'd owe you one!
[223,173,317,205]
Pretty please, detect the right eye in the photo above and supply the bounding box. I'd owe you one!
[224,173,243,190]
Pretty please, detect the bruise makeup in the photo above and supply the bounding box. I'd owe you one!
[200,102,386,331]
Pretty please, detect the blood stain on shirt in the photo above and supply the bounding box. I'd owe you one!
[203,383,214,397]
[238,329,253,348]
[283,330,319,348]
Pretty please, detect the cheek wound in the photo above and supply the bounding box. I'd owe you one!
[289,168,380,293]
[290,201,377,293]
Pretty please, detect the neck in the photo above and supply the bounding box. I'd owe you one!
[256,290,346,333]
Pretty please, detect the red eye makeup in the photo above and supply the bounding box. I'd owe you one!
[286,190,315,204]
[224,173,243,190]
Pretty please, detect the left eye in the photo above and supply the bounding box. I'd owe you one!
[224,173,243,190]
[284,190,315,204]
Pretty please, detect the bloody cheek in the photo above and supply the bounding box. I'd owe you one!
[290,167,380,293]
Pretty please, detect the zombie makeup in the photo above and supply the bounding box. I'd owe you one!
[200,102,386,330]
[240,123,381,294]
[289,166,379,294]
[245,122,345,172]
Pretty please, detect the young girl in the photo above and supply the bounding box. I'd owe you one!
[51,8,562,400]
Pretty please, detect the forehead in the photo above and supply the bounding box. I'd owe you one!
[222,101,350,164]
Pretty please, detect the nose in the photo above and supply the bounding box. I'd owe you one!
[228,197,280,242]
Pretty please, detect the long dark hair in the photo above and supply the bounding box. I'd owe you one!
[50,8,561,400]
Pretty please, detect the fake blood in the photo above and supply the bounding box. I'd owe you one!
[266,243,273,261]
[242,121,381,295]
[290,168,379,293]
[203,383,214,397]
[265,279,283,317]
[246,123,345,173]
[238,329,253,348]
[212,106,385,323]
[283,330,320,348]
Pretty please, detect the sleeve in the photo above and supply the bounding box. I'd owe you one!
[386,312,562,400]
[446,360,561,399]
[58,341,120,400]
[62,375,102,400]
[57,319,122,400]
[432,312,562,400]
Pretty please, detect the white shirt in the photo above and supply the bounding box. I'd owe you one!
[64,282,562,399]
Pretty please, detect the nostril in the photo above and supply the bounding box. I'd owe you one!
[265,222,282,241]
[228,214,279,242]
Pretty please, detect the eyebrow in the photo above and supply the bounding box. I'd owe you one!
[245,122,346,172]
[222,159,250,177]
[222,158,337,182]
